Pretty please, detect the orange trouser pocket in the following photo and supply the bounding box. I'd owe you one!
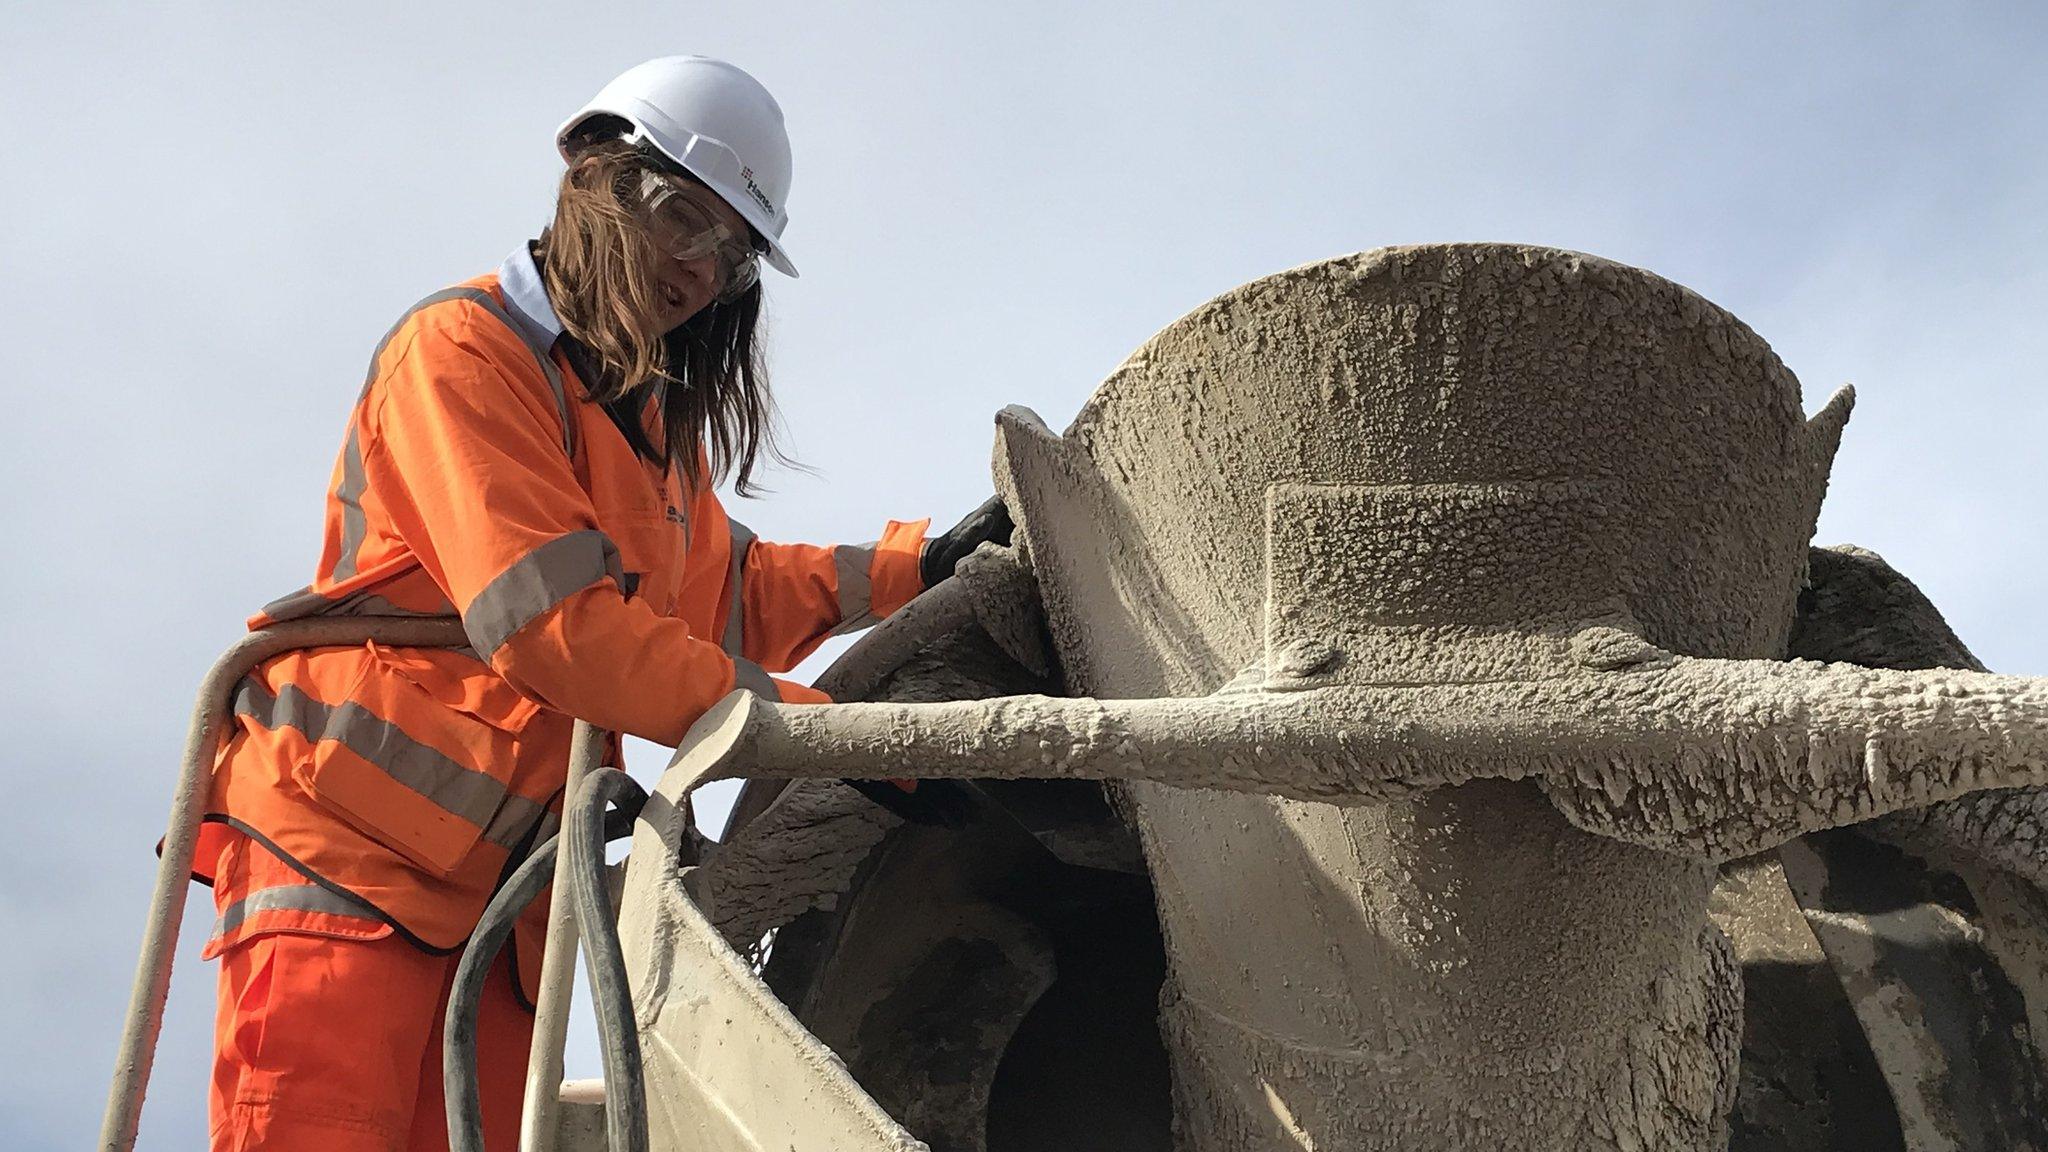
[209,859,534,1150]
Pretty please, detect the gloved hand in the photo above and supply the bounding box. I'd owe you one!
[920,495,1014,587]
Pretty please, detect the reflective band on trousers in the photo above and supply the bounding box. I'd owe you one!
[462,530,625,658]
[335,285,576,582]
[827,542,880,636]
[209,882,384,946]
[232,678,546,853]
[722,518,756,656]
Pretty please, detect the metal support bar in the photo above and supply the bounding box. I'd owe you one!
[99,617,471,1152]
[519,718,609,1152]
[722,576,976,841]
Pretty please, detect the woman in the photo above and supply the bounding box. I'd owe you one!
[194,56,1008,1151]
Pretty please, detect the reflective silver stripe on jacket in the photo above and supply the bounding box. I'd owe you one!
[732,657,777,699]
[721,518,756,656]
[208,882,383,946]
[332,422,372,583]
[462,530,625,658]
[826,542,881,637]
[333,284,574,582]
[233,677,546,853]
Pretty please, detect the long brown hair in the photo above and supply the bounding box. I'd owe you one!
[538,137,789,495]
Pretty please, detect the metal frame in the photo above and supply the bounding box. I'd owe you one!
[98,618,602,1152]
[519,718,607,1151]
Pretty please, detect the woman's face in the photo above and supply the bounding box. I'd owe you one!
[640,174,756,332]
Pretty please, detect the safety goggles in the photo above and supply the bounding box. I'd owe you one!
[636,169,763,302]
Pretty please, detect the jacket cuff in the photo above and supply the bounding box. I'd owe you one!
[869,518,931,619]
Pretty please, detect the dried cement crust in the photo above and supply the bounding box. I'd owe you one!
[644,243,2048,1150]
[1792,544,2048,894]
[983,243,1921,1151]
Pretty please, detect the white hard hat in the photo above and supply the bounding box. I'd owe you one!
[558,56,799,278]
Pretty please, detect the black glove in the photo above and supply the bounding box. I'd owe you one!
[920,495,1014,587]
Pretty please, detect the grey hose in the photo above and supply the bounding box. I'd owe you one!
[446,838,560,1152]
[445,793,642,1152]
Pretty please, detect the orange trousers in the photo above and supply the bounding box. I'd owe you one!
[208,838,535,1151]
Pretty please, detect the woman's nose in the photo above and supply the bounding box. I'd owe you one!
[680,253,723,292]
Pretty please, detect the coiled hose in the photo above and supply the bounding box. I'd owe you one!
[445,769,648,1152]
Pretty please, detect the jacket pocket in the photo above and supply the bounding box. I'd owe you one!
[290,648,524,878]
[610,506,686,614]
[201,833,394,960]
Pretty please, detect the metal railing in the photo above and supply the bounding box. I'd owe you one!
[97,617,605,1152]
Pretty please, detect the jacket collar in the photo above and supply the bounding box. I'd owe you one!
[496,242,564,351]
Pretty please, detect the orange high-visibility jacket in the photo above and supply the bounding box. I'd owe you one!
[195,246,927,995]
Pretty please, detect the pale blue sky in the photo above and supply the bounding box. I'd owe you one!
[3,3,2043,1148]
